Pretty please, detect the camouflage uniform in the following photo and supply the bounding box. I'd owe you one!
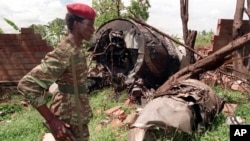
[17,37,92,141]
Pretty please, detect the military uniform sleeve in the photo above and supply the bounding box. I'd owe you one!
[17,44,73,108]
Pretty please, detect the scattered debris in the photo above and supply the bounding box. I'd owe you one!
[123,112,138,127]
[20,100,29,107]
[105,106,126,121]
[226,116,245,125]
[223,103,238,116]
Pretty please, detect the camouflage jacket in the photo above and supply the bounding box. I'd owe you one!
[17,37,88,108]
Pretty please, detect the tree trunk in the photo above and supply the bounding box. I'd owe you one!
[233,0,250,79]
[180,0,196,65]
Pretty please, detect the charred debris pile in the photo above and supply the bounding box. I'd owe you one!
[86,17,250,138]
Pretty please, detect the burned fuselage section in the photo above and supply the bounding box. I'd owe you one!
[89,18,181,89]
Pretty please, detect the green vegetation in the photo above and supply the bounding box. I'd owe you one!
[195,30,214,47]
[196,87,250,141]
[0,104,46,141]
[88,88,131,141]
[93,0,150,28]
[171,29,213,48]
[0,88,132,141]
[214,86,248,103]
[0,85,249,141]
[0,103,23,121]
[3,18,20,32]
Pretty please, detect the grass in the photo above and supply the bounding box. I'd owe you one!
[88,88,130,141]
[0,85,250,141]
[0,105,46,141]
[196,87,250,141]
[213,86,248,104]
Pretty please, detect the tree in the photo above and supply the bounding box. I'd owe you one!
[29,18,66,47]
[126,0,151,20]
[92,0,151,29]
[92,0,126,28]
[29,24,47,38]
[45,18,66,47]
[232,0,250,79]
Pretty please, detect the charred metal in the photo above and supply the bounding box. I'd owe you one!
[88,18,181,92]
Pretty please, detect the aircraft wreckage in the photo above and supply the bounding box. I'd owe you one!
[87,18,225,140]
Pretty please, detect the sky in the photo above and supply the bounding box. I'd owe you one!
[0,0,243,36]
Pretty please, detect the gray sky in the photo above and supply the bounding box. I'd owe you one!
[0,0,242,36]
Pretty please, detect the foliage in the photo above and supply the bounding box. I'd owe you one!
[29,18,66,47]
[0,28,3,34]
[167,30,213,48]
[29,24,47,38]
[3,18,20,32]
[92,0,151,29]
[195,29,214,47]
[126,0,151,20]
[213,86,247,103]
[44,18,66,46]
[92,0,126,28]
[3,17,65,47]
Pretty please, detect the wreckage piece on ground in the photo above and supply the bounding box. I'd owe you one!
[128,79,225,141]
[89,18,183,88]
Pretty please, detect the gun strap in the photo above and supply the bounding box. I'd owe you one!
[71,56,85,141]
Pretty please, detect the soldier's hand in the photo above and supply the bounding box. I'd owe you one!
[47,116,71,140]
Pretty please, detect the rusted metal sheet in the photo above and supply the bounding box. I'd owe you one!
[89,18,181,88]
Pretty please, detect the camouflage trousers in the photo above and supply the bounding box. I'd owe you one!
[49,90,93,141]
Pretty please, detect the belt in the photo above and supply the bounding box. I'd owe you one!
[57,84,86,94]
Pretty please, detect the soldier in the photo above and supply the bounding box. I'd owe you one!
[17,3,96,141]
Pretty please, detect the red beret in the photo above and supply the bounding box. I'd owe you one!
[66,3,96,19]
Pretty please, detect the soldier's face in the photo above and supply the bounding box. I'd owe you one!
[78,19,95,41]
